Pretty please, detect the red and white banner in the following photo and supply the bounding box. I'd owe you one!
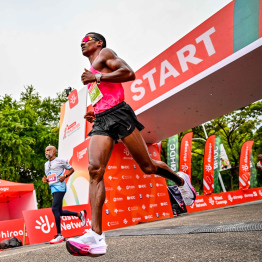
[239,141,254,190]
[179,132,193,180]
[58,87,88,162]
[188,187,262,213]
[203,135,216,195]
[123,2,235,112]
[63,140,173,232]
[102,143,173,231]
[0,218,29,244]
[23,204,91,244]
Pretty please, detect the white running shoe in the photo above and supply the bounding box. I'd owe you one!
[49,234,64,244]
[66,229,107,256]
[79,210,87,227]
[177,171,196,206]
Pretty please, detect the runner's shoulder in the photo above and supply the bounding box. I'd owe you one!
[99,48,118,61]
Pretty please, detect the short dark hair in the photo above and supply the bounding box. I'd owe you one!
[87,32,106,48]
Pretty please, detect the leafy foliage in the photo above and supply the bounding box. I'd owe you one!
[0,86,67,208]
[162,100,262,194]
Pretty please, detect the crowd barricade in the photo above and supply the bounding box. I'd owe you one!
[0,218,29,244]
[23,204,91,245]
[188,187,262,213]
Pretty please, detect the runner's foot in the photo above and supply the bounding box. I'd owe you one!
[79,210,87,226]
[177,171,196,206]
[49,234,64,244]
[66,229,107,256]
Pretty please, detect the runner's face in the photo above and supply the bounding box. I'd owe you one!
[258,156,262,161]
[45,147,55,160]
[81,34,99,56]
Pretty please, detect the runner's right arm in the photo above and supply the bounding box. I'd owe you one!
[84,111,96,123]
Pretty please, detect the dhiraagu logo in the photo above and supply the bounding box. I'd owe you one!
[35,215,54,234]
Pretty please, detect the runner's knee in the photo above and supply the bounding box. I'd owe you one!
[88,163,105,180]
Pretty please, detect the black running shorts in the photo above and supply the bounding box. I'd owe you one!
[87,102,145,141]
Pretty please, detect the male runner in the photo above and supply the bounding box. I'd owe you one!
[43,145,87,244]
[66,32,196,256]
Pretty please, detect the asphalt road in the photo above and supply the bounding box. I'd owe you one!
[1,200,261,262]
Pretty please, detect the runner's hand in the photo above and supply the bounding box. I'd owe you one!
[81,69,96,85]
[59,176,65,182]
[42,176,48,183]
[84,111,96,123]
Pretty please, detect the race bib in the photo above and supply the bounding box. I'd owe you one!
[47,173,57,185]
[88,82,103,106]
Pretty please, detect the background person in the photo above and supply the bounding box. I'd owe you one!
[43,145,87,244]
[66,32,196,256]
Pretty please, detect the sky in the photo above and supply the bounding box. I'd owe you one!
[0,0,232,100]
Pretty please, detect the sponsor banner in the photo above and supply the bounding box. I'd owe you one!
[63,138,91,206]
[203,135,216,195]
[102,143,173,231]
[239,141,254,190]
[220,144,231,171]
[188,187,262,213]
[103,201,135,231]
[23,204,91,245]
[123,2,235,112]
[179,132,193,180]
[250,151,258,188]
[123,1,262,113]
[62,140,172,232]
[58,87,87,162]
[167,135,179,186]
[213,136,221,193]
[0,218,29,244]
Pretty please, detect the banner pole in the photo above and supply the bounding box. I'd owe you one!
[23,223,26,246]
[218,173,226,192]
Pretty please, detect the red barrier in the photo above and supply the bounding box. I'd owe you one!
[187,187,262,213]
[23,204,91,244]
[0,218,29,244]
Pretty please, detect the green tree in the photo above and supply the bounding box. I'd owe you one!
[0,86,67,208]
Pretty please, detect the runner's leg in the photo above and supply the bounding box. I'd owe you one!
[88,135,115,235]
[52,192,67,234]
[58,192,79,217]
[121,128,183,185]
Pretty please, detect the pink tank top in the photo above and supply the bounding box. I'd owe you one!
[88,57,125,114]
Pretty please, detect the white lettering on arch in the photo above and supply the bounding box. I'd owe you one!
[195,27,216,56]
[143,68,157,91]
[160,60,180,86]
[131,79,145,101]
[177,44,203,72]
